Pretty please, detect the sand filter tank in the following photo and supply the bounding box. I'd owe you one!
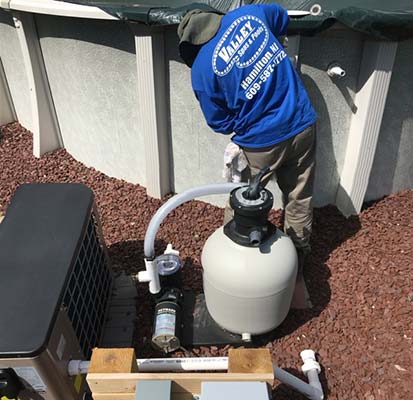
[140,168,299,348]
[202,170,298,338]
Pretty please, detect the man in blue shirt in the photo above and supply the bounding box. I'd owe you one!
[178,4,317,308]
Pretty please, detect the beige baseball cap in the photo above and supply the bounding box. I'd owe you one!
[178,9,223,45]
[177,9,223,67]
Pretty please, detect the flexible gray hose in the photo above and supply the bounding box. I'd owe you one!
[307,369,323,395]
[274,366,324,400]
[144,183,244,258]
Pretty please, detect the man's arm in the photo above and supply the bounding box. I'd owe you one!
[259,4,290,36]
[195,90,236,134]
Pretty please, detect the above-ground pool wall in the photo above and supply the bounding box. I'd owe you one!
[166,25,364,207]
[0,9,32,131]
[366,38,413,200]
[35,15,146,185]
[165,26,237,206]
[299,30,363,207]
[1,9,411,210]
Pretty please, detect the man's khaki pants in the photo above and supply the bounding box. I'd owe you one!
[230,124,316,253]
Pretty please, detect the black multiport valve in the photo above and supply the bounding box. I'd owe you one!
[224,166,275,247]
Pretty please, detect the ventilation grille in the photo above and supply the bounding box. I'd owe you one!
[62,213,112,358]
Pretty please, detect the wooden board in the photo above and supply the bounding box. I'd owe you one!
[228,348,273,374]
[89,348,138,373]
[87,348,275,399]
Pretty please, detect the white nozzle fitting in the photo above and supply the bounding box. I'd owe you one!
[137,259,161,294]
[241,333,252,342]
[68,360,90,376]
[137,270,150,282]
[300,349,321,375]
[327,64,346,78]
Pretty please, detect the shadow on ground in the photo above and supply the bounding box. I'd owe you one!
[246,205,362,343]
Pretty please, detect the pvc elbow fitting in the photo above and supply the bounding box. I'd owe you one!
[327,64,346,78]
[68,360,90,376]
[300,349,321,374]
[138,259,161,294]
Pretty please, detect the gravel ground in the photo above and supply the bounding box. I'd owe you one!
[1,123,412,399]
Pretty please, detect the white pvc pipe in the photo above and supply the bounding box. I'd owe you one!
[67,357,228,376]
[67,352,324,399]
[137,357,229,372]
[288,11,311,17]
[68,351,321,376]
[68,360,91,376]
[300,350,323,398]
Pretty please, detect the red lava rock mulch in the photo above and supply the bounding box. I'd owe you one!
[1,123,412,399]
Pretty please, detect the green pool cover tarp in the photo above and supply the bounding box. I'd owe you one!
[60,1,413,40]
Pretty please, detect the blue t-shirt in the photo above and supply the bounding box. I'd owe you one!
[191,4,317,148]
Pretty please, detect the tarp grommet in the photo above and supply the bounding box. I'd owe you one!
[310,4,322,16]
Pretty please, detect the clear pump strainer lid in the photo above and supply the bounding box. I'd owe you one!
[155,253,183,276]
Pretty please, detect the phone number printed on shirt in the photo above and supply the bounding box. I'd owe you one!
[244,46,287,100]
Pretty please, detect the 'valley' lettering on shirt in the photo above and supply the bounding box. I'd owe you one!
[218,21,254,63]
